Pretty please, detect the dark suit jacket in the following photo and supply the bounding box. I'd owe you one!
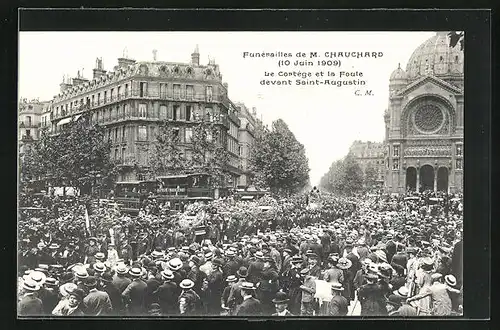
[235,297,263,316]
[103,283,123,314]
[122,279,148,315]
[113,274,132,294]
[18,294,44,316]
[83,289,113,315]
[155,281,179,314]
[325,295,349,316]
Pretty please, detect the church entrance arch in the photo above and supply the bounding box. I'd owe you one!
[406,167,417,191]
[437,167,449,192]
[419,165,435,192]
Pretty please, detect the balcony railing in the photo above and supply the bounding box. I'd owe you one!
[52,92,229,121]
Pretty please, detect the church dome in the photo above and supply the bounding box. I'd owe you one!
[389,63,407,81]
[405,32,464,81]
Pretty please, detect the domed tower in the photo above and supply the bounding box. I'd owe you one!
[389,63,407,96]
[384,32,463,195]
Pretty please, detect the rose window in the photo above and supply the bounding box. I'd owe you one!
[414,104,443,132]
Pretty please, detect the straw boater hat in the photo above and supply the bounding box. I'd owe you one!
[205,252,214,261]
[445,274,457,287]
[226,275,237,283]
[331,282,344,291]
[59,283,77,297]
[151,250,164,259]
[95,252,106,261]
[337,258,352,270]
[393,286,409,298]
[29,271,47,286]
[161,269,174,280]
[168,258,183,271]
[22,279,41,292]
[93,262,106,273]
[180,279,194,290]
[129,267,142,278]
[422,257,435,266]
[115,264,128,275]
[49,243,60,250]
[75,268,89,280]
[45,277,59,287]
[272,291,290,304]
[241,282,256,291]
[431,273,443,281]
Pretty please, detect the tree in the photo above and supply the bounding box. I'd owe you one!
[319,154,363,195]
[250,119,310,196]
[148,121,188,178]
[148,120,230,187]
[20,113,117,195]
[364,163,379,188]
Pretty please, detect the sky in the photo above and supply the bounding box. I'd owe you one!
[19,31,435,186]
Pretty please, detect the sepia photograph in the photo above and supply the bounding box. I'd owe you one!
[18,28,465,318]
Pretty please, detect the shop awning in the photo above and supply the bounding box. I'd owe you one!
[56,114,81,126]
[56,117,72,126]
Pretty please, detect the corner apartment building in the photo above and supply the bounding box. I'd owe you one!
[235,103,265,188]
[18,98,50,155]
[49,47,241,187]
[348,140,386,184]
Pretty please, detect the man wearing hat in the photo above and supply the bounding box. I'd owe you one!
[358,269,388,316]
[82,276,113,316]
[179,279,201,315]
[322,283,349,316]
[305,251,321,278]
[112,264,131,294]
[227,266,248,311]
[386,286,417,316]
[221,275,237,314]
[100,272,123,315]
[200,251,214,277]
[223,249,241,278]
[187,255,206,294]
[38,277,59,315]
[122,267,148,315]
[84,237,100,265]
[407,273,461,316]
[257,257,280,315]
[206,258,224,315]
[271,292,293,316]
[18,279,44,316]
[299,268,317,316]
[247,251,265,284]
[235,282,262,316]
[154,269,179,315]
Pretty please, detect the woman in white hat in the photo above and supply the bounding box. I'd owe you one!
[52,283,77,316]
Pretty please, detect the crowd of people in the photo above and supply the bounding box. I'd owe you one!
[17,188,463,317]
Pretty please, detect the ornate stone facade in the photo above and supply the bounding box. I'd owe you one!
[384,32,464,194]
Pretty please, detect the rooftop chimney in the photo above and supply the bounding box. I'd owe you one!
[60,74,72,93]
[72,70,89,86]
[93,57,107,79]
[118,47,136,67]
[191,44,200,66]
